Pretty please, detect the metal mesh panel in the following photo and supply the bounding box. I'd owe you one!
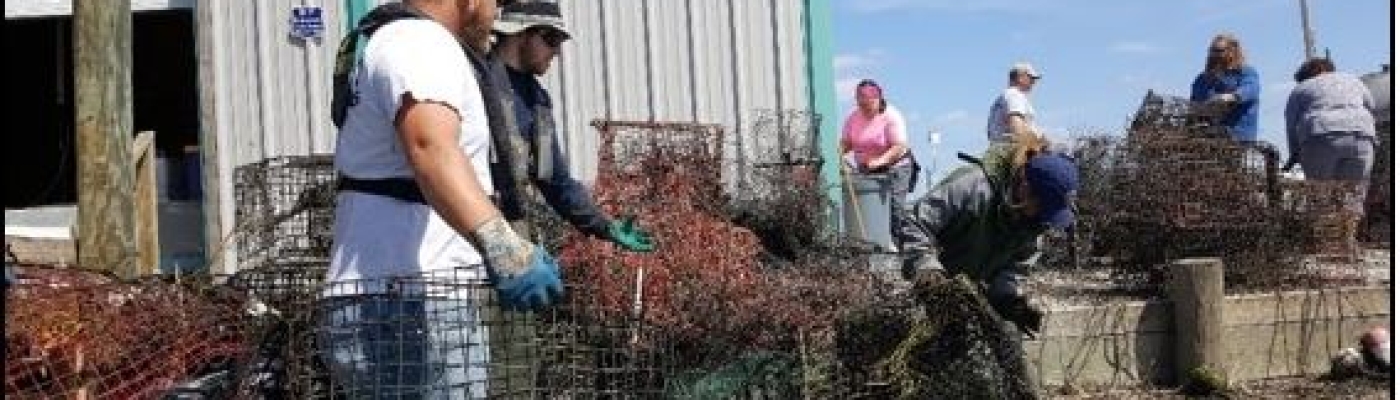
[5,267,251,400]
[1362,120,1393,244]
[233,155,338,268]
[557,118,1041,398]
[1041,91,1383,306]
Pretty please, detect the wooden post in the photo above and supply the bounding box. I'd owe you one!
[131,131,159,275]
[74,0,136,277]
[1168,258,1228,386]
[196,0,227,274]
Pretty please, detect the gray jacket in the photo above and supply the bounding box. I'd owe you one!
[896,146,1045,300]
[1285,72,1377,157]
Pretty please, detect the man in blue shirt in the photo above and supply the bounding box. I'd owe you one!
[1190,33,1261,142]
[489,0,655,253]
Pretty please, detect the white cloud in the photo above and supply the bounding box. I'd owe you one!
[834,49,888,106]
[1109,41,1164,55]
[834,77,863,105]
[833,49,886,74]
[834,55,872,72]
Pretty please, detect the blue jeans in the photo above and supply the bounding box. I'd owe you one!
[318,296,491,399]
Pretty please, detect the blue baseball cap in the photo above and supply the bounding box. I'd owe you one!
[1025,153,1079,230]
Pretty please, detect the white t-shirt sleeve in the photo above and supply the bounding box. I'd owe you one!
[1003,89,1032,117]
[366,21,471,121]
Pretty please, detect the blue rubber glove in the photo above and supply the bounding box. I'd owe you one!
[607,216,655,253]
[474,217,565,311]
[487,245,564,312]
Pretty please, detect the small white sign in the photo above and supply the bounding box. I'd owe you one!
[290,6,325,40]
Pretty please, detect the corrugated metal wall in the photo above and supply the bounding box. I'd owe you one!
[200,0,346,272]
[548,0,811,182]
[201,0,814,270]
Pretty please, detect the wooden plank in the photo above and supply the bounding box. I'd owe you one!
[196,0,226,273]
[74,0,135,278]
[132,131,159,275]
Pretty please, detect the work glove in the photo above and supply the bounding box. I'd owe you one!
[991,294,1044,339]
[474,216,564,312]
[607,216,655,253]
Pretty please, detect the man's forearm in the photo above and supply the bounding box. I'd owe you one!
[405,136,500,241]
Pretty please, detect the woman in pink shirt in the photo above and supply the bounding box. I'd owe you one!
[842,79,916,191]
[841,79,918,248]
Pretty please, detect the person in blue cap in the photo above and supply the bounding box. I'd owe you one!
[895,134,1079,338]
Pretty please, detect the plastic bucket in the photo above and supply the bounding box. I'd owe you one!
[842,172,895,250]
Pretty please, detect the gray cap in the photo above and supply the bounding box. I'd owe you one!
[494,0,570,39]
[1011,62,1042,78]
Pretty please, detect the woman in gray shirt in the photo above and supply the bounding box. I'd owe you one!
[1285,57,1377,213]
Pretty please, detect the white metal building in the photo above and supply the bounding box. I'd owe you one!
[5,0,837,273]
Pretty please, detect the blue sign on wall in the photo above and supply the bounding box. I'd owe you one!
[291,6,325,40]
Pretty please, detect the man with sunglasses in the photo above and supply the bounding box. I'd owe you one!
[489,0,656,253]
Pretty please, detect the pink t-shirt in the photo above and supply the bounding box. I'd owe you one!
[842,105,909,167]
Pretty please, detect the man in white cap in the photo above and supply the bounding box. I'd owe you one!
[489,0,656,254]
[987,62,1044,144]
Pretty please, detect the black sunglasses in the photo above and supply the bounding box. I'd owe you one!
[534,28,569,48]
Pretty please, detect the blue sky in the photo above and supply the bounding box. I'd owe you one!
[833,0,1393,194]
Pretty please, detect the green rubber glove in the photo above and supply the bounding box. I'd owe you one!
[607,216,655,253]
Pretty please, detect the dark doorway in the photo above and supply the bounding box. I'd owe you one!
[5,10,200,208]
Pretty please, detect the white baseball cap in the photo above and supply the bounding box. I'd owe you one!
[1011,62,1042,79]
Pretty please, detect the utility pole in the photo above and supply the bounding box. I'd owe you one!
[75,1,136,277]
[1299,0,1318,59]
[926,129,941,192]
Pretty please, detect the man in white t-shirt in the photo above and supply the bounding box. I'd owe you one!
[987,62,1043,144]
[321,0,561,397]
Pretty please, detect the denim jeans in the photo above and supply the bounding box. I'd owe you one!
[319,295,491,399]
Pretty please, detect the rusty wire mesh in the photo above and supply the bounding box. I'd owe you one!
[220,154,672,399]
[1039,91,1382,305]
[729,110,853,265]
[222,155,340,399]
[15,92,1383,397]
[552,117,1041,398]
[1362,120,1393,244]
[5,267,250,400]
